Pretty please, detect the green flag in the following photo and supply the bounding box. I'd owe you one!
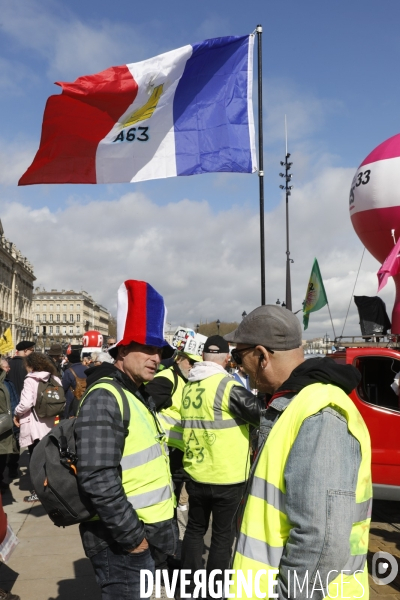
[303,259,328,330]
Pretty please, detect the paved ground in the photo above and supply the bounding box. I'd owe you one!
[0,453,399,599]
[368,500,400,600]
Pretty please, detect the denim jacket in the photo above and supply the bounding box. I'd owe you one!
[258,391,362,600]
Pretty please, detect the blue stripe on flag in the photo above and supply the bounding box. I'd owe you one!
[173,36,253,176]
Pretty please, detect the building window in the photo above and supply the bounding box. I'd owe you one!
[62,326,66,335]
[77,303,81,309]
[56,314,60,322]
[70,304,73,310]
[69,326,73,335]
[36,314,40,322]
[43,304,47,310]
[49,326,53,334]
[50,304,53,310]
[49,314,53,322]
[56,304,60,311]
[42,314,46,322]
[36,303,40,309]
[63,314,67,323]
[77,314,80,322]
[70,314,74,322]
[63,304,67,310]
[56,326,60,334]
[76,326,80,334]
[35,326,39,334]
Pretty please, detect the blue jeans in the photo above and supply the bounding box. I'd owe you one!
[90,544,155,600]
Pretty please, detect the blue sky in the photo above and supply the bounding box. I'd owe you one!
[0,0,399,337]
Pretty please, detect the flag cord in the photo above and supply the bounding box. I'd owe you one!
[339,247,365,339]
[326,302,336,340]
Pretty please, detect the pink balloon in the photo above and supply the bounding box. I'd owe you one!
[350,133,400,333]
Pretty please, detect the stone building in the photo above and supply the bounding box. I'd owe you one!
[33,289,110,350]
[0,220,36,345]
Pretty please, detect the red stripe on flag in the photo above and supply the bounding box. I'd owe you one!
[19,65,138,185]
[123,281,147,346]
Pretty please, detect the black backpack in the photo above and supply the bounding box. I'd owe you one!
[30,379,130,527]
[35,377,66,418]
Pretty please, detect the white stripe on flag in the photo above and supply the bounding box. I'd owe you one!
[95,45,192,184]
[247,35,257,172]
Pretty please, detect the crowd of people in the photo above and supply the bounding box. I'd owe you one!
[0,279,372,600]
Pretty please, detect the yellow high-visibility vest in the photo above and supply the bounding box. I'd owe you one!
[87,378,175,523]
[232,382,372,599]
[156,367,185,451]
[181,373,250,484]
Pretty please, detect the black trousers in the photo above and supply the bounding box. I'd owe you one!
[180,479,245,591]
[153,448,188,573]
[7,434,20,473]
[0,455,7,482]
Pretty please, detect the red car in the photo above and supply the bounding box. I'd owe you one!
[330,346,400,500]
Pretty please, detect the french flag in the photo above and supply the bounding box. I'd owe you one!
[19,35,256,185]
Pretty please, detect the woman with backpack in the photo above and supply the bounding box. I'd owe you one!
[13,352,64,503]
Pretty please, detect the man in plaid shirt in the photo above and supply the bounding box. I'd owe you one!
[75,280,176,600]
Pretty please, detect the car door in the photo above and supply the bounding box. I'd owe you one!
[345,348,400,499]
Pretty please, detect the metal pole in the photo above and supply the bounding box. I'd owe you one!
[257,24,266,305]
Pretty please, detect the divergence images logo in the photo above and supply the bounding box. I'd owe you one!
[372,552,399,585]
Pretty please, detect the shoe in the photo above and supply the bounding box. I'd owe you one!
[23,491,38,503]
[177,503,187,511]
[0,482,9,492]
[0,589,20,600]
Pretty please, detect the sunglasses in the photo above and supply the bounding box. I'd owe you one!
[231,346,275,365]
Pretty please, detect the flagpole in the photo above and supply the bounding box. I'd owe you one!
[256,24,266,305]
[326,303,337,340]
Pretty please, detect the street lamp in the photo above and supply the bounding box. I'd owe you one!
[242,311,247,320]
[196,324,200,334]
[33,332,38,346]
[279,133,294,311]
[323,333,330,354]
[21,328,27,340]
[42,326,47,353]
[276,299,281,305]
[216,319,221,336]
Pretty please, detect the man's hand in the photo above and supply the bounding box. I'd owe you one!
[13,416,20,428]
[129,538,149,553]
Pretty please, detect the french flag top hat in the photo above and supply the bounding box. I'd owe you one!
[111,280,174,358]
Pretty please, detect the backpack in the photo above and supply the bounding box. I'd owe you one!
[36,377,66,418]
[30,378,130,527]
[70,368,87,401]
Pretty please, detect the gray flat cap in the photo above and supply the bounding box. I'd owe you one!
[224,305,302,350]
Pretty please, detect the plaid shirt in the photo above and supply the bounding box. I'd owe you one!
[76,367,176,558]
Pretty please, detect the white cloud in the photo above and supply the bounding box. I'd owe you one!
[264,78,342,147]
[1,162,395,339]
[194,16,232,41]
[0,57,39,94]
[0,139,37,186]
[0,0,156,80]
